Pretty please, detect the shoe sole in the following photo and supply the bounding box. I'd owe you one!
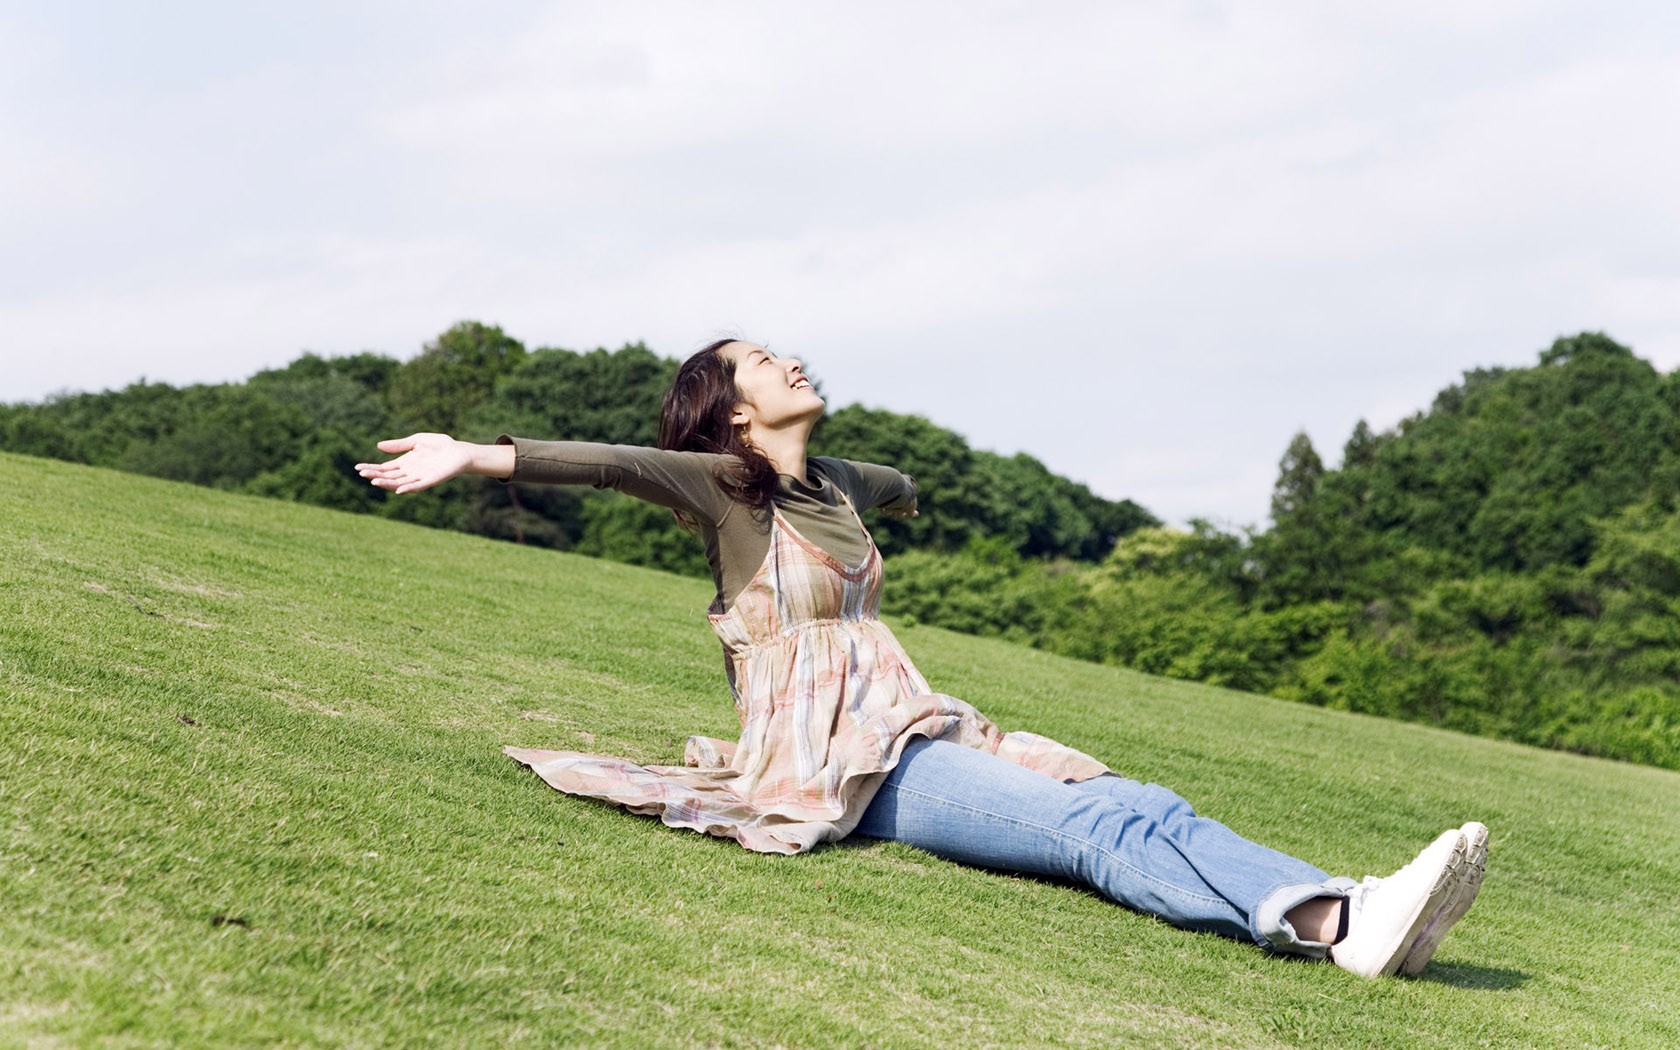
[1332,830,1467,978]
[1398,821,1489,975]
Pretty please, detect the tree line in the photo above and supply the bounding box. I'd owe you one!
[0,321,1155,581]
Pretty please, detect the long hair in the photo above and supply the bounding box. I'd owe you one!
[658,339,781,524]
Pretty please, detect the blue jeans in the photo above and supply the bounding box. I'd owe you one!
[854,738,1351,958]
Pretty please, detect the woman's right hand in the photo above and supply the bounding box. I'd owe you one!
[355,433,478,494]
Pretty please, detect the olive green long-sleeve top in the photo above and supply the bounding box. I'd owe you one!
[496,436,919,609]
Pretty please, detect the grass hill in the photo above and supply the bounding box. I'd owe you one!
[3,451,1677,1049]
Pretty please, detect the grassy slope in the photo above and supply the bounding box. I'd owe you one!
[2,450,1677,1050]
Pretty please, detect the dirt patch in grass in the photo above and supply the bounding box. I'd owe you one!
[154,576,243,599]
[82,581,218,627]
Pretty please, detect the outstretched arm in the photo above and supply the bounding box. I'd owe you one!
[355,433,513,494]
[816,458,920,518]
[358,433,736,527]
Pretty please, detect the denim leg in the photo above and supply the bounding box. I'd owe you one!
[855,738,1347,957]
[1063,770,1350,954]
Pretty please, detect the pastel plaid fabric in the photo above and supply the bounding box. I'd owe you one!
[505,495,1110,854]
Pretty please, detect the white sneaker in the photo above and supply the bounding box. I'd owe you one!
[1331,829,1468,978]
[1398,821,1489,975]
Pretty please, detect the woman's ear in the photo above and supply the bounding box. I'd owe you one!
[730,402,752,427]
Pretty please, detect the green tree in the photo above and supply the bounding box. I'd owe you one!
[1342,419,1379,469]
[811,404,1156,560]
[1270,431,1324,523]
[810,405,987,556]
[573,492,710,578]
[880,537,1066,641]
[387,322,527,434]
[117,385,314,490]
[460,342,684,550]
[1257,432,1342,606]
[1355,333,1674,572]
[478,343,676,446]
[245,432,384,513]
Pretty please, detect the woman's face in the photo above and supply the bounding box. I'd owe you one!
[721,341,825,433]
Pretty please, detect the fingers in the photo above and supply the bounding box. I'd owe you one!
[391,471,442,494]
[359,468,435,494]
[356,465,423,488]
[355,453,418,490]
[354,459,404,479]
[358,434,424,476]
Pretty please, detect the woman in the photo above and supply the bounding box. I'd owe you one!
[356,338,1488,978]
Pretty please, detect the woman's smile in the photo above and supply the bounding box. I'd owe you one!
[723,341,825,430]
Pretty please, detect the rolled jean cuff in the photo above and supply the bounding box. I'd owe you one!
[1253,876,1358,959]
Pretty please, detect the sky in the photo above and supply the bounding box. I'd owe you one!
[4,1,1679,528]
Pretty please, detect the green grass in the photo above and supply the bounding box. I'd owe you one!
[2,450,1677,1050]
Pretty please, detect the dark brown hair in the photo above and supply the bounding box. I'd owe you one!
[658,338,781,523]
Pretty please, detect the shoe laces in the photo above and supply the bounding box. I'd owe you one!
[1343,875,1385,925]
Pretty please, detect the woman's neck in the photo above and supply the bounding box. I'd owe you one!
[752,425,812,482]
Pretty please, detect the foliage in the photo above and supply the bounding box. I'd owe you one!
[387,321,528,434]
[811,404,1156,560]
[881,537,1076,643]
[880,333,1680,770]
[573,491,712,578]
[478,343,676,446]
[1349,332,1676,575]
[886,526,1342,697]
[113,385,315,490]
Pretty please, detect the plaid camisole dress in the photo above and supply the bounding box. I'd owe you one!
[504,491,1110,854]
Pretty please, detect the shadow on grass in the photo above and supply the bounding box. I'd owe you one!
[1417,961,1530,990]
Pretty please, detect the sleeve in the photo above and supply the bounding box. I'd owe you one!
[496,436,738,527]
[814,457,919,518]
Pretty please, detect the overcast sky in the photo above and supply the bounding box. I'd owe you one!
[5,1,1678,528]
